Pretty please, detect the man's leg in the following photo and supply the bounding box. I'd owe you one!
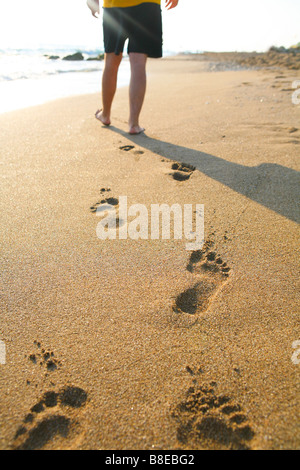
[128,53,147,134]
[96,52,123,126]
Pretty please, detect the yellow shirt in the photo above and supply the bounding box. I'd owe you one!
[103,1,160,7]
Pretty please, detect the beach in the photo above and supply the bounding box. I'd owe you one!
[0,53,299,450]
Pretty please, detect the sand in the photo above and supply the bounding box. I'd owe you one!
[0,54,299,450]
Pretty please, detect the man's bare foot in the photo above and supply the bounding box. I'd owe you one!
[95,109,111,126]
[129,125,145,135]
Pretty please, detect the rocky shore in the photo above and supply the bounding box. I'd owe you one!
[190,46,300,70]
[45,52,104,61]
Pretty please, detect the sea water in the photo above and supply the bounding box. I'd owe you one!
[0,47,131,114]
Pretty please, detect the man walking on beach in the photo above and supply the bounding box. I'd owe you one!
[87,0,179,134]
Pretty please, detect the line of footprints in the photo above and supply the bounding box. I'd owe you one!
[13,246,235,450]
[89,164,196,227]
[13,144,245,450]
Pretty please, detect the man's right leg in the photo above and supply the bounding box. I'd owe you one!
[96,52,123,126]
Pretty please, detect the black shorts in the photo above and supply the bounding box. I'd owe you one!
[103,3,163,58]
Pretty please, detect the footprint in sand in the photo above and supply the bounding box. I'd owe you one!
[119,145,145,161]
[173,241,231,317]
[171,374,254,450]
[119,145,135,152]
[90,190,119,214]
[240,123,300,144]
[90,193,127,232]
[170,162,196,182]
[288,127,298,134]
[119,144,144,154]
[13,386,88,450]
[26,341,61,375]
[281,87,295,92]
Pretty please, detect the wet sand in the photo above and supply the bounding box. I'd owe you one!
[0,54,299,450]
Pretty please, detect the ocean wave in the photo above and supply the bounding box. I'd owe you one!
[0,67,102,82]
[0,48,104,83]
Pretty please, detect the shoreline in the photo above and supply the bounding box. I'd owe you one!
[0,55,299,450]
[0,58,131,115]
[1,48,299,115]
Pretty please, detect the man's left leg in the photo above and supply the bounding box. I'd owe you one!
[128,52,147,135]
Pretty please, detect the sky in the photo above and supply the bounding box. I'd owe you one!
[0,0,299,52]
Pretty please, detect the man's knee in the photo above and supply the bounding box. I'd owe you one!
[129,53,147,73]
[105,52,123,69]
[129,52,147,63]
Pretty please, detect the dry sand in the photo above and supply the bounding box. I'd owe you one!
[0,54,299,450]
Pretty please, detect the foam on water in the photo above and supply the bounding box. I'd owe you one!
[0,48,131,113]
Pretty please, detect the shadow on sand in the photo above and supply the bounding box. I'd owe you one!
[107,126,299,224]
